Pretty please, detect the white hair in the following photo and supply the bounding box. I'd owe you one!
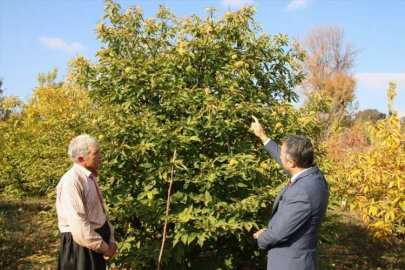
[68,134,99,163]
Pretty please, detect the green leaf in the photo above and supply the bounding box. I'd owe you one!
[187,232,197,244]
[243,222,253,231]
[197,234,205,247]
[188,136,201,142]
[139,163,153,168]
[174,250,182,264]
[181,234,188,244]
[205,191,212,204]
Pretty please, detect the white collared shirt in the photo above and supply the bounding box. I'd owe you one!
[55,163,115,253]
[291,167,311,183]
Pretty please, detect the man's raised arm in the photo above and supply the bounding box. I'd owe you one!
[250,115,283,168]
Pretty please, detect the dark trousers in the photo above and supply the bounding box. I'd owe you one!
[57,222,111,270]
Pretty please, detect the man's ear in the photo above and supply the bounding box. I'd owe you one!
[289,160,297,169]
[77,156,84,163]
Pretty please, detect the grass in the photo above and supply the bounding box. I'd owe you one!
[0,195,404,269]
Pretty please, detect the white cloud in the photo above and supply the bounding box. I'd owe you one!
[355,73,405,113]
[284,0,311,12]
[221,0,254,9]
[355,73,405,92]
[39,36,85,53]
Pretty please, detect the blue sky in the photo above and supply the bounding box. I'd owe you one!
[1,0,404,114]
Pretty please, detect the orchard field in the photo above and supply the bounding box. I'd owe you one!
[0,1,404,269]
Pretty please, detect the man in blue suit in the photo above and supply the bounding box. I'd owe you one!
[250,116,329,270]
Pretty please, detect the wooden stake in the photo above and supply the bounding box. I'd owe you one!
[157,150,177,270]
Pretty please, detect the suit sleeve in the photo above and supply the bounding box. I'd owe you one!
[257,187,311,249]
[263,139,291,177]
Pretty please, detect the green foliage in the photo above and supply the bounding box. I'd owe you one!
[70,1,321,268]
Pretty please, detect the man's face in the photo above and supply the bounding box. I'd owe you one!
[82,145,102,171]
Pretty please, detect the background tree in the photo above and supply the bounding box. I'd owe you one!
[0,78,12,120]
[334,83,405,242]
[0,78,4,118]
[0,69,93,196]
[354,109,386,123]
[301,26,362,140]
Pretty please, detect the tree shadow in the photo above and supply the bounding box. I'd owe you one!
[0,196,58,269]
[318,211,405,269]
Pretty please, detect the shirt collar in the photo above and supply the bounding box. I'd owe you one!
[73,163,92,178]
[291,167,311,183]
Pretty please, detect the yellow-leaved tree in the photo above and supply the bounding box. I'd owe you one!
[0,69,93,196]
[337,82,405,241]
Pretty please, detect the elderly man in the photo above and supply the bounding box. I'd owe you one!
[56,134,117,270]
[250,116,329,270]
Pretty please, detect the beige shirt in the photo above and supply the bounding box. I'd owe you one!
[56,163,115,253]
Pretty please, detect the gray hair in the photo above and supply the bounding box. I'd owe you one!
[68,134,99,163]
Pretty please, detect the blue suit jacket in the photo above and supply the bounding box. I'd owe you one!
[258,140,329,270]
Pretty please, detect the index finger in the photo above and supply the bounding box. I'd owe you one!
[252,115,259,124]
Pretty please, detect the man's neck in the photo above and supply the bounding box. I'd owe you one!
[291,166,313,177]
[75,163,98,175]
[290,167,306,176]
[77,162,95,172]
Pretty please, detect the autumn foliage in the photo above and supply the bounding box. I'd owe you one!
[330,83,405,241]
[0,69,93,196]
